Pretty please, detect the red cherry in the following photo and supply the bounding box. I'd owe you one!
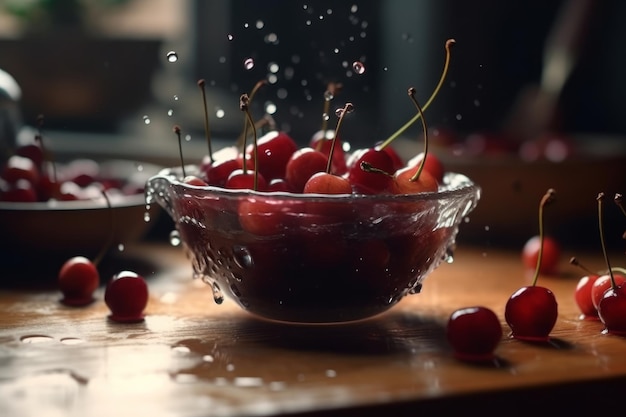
[183,175,209,186]
[591,274,626,311]
[0,178,38,202]
[597,284,626,336]
[505,285,558,342]
[407,152,445,184]
[16,142,44,168]
[205,157,244,187]
[569,257,601,320]
[346,148,395,194]
[303,172,353,194]
[267,178,294,192]
[284,147,328,193]
[522,235,560,275]
[245,130,298,181]
[104,270,149,322]
[58,256,99,306]
[225,169,267,191]
[310,129,348,175]
[2,155,40,185]
[447,306,503,362]
[505,189,558,342]
[377,143,404,171]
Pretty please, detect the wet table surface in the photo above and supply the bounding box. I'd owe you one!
[1,242,625,417]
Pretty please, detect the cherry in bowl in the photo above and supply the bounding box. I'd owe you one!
[146,165,480,324]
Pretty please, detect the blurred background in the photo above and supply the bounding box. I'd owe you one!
[1,0,626,248]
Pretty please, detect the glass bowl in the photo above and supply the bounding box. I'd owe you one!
[146,166,480,324]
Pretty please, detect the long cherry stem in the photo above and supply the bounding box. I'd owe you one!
[377,39,455,150]
[597,192,617,289]
[197,79,213,162]
[532,189,556,286]
[326,102,353,173]
[173,125,186,178]
[237,80,267,149]
[240,94,259,191]
[407,87,428,182]
[569,256,596,275]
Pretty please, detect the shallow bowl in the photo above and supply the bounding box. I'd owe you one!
[146,166,480,324]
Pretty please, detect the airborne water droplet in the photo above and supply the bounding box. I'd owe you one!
[322,112,330,121]
[227,34,234,41]
[352,61,365,74]
[244,58,255,70]
[169,230,181,247]
[324,91,334,101]
[117,243,125,252]
[166,51,179,63]
[142,115,151,125]
[144,212,151,222]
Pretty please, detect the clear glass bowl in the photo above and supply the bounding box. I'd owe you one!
[146,166,480,324]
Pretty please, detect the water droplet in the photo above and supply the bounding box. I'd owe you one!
[233,246,253,269]
[322,112,330,121]
[60,337,84,345]
[21,335,54,344]
[351,4,358,13]
[456,114,462,121]
[325,369,337,378]
[324,91,334,101]
[256,20,264,29]
[166,51,178,63]
[244,58,255,70]
[173,95,179,101]
[352,61,365,74]
[268,62,279,73]
[203,354,214,362]
[172,345,191,354]
[142,115,151,125]
[234,377,264,387]
[144,211,151,222]
[169,230,181,247]
[167,109,174,117]
[227,34,234,41]
[117,243,125,252]
[277,88,288,99]
[243,22,249,28]
[334,48,340,54]
[264,33,279,45]
[305,20,312,26]
[136,164,144,172]
[218,56,226,64]
[215,108,225,118]
[474,99,481,107]
[265,102,277,114]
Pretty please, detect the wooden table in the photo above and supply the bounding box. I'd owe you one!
[1,241,625,417]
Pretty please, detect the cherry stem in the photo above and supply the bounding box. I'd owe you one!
[92,188,114,267]
[614,193,626,217]
[569,256,596,275]
[240,94,259,190]
[532,188,556,286]
[377,39,455,150]
[237,80,267,149]
[407,87,428,182]
[34,114,57,183]
[173,125,186,178]
[597,192,617,289]
[320,82,342,139]
[197,79,213,162]
[326,102,352,173]
[360,161,393,177]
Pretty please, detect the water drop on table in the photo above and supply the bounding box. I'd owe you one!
[21,335,54,344]
[212,282,224,305]
[166,51,178,63]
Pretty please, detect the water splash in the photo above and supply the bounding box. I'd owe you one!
[166,51,179,63]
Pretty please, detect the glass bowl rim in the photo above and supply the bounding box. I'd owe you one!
[148,166,480,203]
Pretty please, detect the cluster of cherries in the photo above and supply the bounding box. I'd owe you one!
[447,189,626,363]
[0,117,144,203]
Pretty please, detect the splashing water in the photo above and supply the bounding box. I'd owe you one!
[166,51,179,63]
[352,61,365,74]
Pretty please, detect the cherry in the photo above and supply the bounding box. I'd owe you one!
[245,130,298,181]
[446,306,503,362]
[58,189,114,306]
[595,192,626,335]
[225,168,267,190]
[346,147,394,194]
[2,155,40,185]
[58,256,99,306]
[304,103,354,195]
[311,129,348,176]
[0,178,38,202]
[570,257,601,320]
[406,151,445,184]
[521,234,560,276]
[591,273,626,311]
[504,188,558,342]
[104,270,149,323]
[284,147,328,193]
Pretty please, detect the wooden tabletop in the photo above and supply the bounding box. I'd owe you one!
[1,240,625,417]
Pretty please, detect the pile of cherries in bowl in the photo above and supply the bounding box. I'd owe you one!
[147,115,480,323]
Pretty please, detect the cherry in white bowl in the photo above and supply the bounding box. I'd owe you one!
[146,165,480,324]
